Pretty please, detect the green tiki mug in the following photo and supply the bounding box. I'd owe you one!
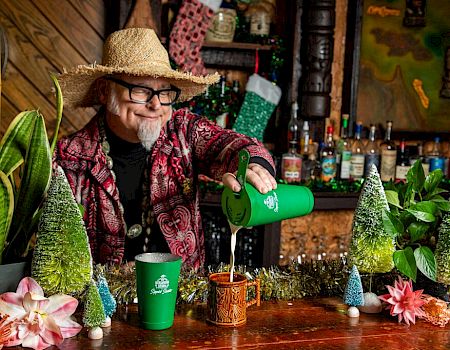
[135,253,182,330]
[221,150,314,227]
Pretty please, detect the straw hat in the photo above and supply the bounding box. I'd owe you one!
[57,28,220,108]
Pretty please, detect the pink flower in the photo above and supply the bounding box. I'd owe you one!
[0,314,14,349]
[0,277,82,350]
[378,276,425,325]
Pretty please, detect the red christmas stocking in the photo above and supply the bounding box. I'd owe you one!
[169,0,221,75]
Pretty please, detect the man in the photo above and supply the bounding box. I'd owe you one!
[55,28,277,269]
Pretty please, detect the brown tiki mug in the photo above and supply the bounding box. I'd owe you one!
[207,272,261,327]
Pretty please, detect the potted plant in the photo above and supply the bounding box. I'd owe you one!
[382,160,450,284]
[0,75,63,292]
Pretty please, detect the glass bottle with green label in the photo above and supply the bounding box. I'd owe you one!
[337,115,351,180]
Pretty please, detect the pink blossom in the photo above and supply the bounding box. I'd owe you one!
[0,277,82,350]
[378,276,425,325]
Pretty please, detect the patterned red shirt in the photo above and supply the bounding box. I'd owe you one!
[55,108,274,269]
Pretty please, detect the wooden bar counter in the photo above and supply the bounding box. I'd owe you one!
[14,297,450,349]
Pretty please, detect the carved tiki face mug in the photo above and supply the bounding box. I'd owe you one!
[207,272,260,327]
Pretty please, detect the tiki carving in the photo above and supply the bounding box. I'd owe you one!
[299,0,335,120]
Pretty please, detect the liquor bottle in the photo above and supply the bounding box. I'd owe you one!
[395,139,411,182]
[302,141,321,180]
[281,141,302,183]
[427,137,445,173]
[281,102,302,183]
[410,142,430,176]
[215,76,230,128]
[320,125,337,182]
[228,80,242,128]
[300,120,310,156]
[350,121,365,180]
[364,124,380,176]
[287,102,301,145]
[380,120,397,182]
[337,115,351,180]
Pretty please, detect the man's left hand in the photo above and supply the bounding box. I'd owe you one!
[222,163,277,194]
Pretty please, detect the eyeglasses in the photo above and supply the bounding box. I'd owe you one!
[105,77,181,105]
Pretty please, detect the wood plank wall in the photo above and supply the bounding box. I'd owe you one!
[0,0,105,139]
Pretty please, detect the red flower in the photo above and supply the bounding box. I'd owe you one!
[378,277,425,325]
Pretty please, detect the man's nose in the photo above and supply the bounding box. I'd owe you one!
[146,94,161,109]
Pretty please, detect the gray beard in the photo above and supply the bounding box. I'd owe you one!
[137,120,161,151]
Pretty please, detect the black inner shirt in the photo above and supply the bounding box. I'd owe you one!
[105,123,169,261]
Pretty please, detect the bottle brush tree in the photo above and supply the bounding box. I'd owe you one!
[96,274,117,318]
[435,213,450,284]
[343,265,364,307]
[83,280,106,328]
[348,164,395,273]
[31,166,92,297]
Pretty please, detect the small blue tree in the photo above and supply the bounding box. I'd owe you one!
[97,275,117,318]
[343,265,364,307]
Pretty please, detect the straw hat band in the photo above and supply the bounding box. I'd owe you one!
[102,58,173,72]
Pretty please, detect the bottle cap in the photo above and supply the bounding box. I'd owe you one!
[302,121,309,131]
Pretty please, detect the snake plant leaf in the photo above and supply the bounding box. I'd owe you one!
[8,113,51,250]
[0,171,14,264]
[0,111,38,176]
[50,74,63,155]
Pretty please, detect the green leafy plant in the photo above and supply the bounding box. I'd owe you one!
[0,74,63,263]
[382,160,450,282]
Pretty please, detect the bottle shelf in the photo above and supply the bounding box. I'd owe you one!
[160,37,272,51]
[201,42,273,70]
[161,37,273,70]
[202,41,273,51]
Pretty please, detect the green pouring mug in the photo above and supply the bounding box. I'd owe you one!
[221,150,314,227]
[135,253,182,330]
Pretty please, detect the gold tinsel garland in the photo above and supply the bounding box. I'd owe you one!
[102,259,400,306]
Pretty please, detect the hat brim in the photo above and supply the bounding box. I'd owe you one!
[57,64,220,108]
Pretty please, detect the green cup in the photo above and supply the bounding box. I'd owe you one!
[135,253,182,330]
[222,183,314,227]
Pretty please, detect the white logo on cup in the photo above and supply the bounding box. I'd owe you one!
[263,192,279,213]
[150,274,172,295]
